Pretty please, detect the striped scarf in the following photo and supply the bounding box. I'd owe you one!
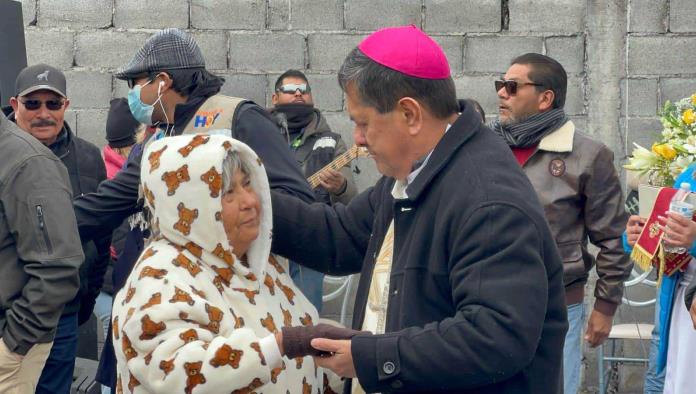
[490,108,568,148]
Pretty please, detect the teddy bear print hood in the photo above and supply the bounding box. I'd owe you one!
[141,134,272,278]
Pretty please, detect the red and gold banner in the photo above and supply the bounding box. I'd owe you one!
[631,187,692,280]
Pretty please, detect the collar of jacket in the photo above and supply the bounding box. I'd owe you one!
[404,101,479,202]
[297,109,331,143]
[537,119,575,153]
[7,111,73,159]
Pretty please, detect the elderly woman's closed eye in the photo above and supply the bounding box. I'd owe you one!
[111,134,332,394]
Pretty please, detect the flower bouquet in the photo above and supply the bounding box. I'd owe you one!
[624,93,696,186]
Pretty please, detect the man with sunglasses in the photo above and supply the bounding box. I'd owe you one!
[491,53,631,394]
[8,64,111,394]
[269,69,357,311]
[0,74,85,393]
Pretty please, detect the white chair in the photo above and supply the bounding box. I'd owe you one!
[597,323,654,394]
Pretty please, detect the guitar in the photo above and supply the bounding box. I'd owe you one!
[307,145,369,189]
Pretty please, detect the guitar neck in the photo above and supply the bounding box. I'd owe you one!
[307,146,358,188]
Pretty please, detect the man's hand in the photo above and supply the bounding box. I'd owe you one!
[584,309,613,348]
[626,215,646,247]
[658,212,696,249]
[318,169,347,195]
[311,338,356,378]
[690,297,696,330]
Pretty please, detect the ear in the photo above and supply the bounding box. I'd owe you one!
[271,93,279,105]
[397,97,423,136]
[62,98,71,112]
[157,73,174,94]
[538,90,555,112]
[9,97,19,113]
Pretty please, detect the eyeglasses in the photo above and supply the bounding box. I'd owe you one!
[277,83,310,94]
[19,98,65,111]
[495,79,544,95]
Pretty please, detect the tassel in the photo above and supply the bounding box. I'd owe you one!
[630,245,655,272]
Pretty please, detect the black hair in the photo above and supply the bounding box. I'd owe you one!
[274,70,310,92]
[148,68,225,97]
[337,48,458,119]
[464,99,486,122]
[510,53,567,109]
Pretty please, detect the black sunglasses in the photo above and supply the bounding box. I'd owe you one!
[19,98,65,111]
[495,79,544,95]
[277,83,311,94]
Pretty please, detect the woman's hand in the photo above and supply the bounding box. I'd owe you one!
[626,215,646,247]
[658,212,696,249]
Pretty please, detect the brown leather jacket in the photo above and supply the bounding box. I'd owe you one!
[520,120,631,315]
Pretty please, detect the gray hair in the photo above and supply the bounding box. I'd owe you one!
[221,150,251,194]
[337,47,459,119]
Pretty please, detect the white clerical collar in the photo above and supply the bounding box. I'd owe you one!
[391,124,451,199]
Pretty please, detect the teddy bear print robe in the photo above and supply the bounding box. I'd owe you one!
[111,134,332,394]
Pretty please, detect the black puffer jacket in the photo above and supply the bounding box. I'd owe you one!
[8,113,110,323]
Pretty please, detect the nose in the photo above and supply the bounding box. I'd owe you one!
[497,85,509,100]
[353,127,367,147]
[239,187,258,210]
[294,89,302,97]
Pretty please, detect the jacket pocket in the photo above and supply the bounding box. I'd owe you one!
[35,205,53,254]
[557,241,582,263]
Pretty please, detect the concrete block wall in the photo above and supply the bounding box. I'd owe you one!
[15,0,696,391]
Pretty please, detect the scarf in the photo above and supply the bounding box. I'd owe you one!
[490,108,568,148]
[274,103,315,131]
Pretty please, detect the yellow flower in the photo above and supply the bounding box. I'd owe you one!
[652,143,677,160]
[683,109,696,125]
[691,94,696,105]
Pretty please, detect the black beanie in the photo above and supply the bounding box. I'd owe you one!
[106,98,139,148]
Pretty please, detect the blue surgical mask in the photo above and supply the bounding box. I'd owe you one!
[127,79,165,126]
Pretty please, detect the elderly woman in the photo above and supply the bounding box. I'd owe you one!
[111,134,331,393]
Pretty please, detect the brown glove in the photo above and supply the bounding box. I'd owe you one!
[282,323,368,358]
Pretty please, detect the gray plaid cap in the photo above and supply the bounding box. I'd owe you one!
[115,28,205,80]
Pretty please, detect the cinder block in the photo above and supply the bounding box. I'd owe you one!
[453,75,499,118]
[191,31,228,71]
[308,34,364,71]
[191,0,265,30]
[669,0,696,33]
[76,31,150,70]
[64,110,77,132]
[323,111,355,145]
[424,0,500,33]
[39,0,112,29]
[465,36,543,73]
[509,0,586,33]
[620,79,658,116]
[345,0,421,31]
[659,78,696,107]
[302,73,343,112]
[564,76,585,116]
[229,33,305,72]
[545,35,585,74]
[65,70,112,109]
[624,117,662,150]
[75,109,110,148]
[269,0,343,31]
[432,36,464,75]
[628,36,696,75]
[628,0,667,33]
[219,73,267,107]
[114,0,188,29]
[112,77,129,100]
[21,0,36,26]
[25,29,74,70]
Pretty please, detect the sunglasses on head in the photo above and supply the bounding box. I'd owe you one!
[20,98,65,111]
[494,79,544,95]
[277,83,310,94]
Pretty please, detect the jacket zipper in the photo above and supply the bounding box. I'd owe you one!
[36,205,53,254]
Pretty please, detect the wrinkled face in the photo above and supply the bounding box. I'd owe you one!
[10,90,68,145]
[221,169,261,256]
[497,63,544,126]
[346,85,410,179]
[272,76,314,105]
